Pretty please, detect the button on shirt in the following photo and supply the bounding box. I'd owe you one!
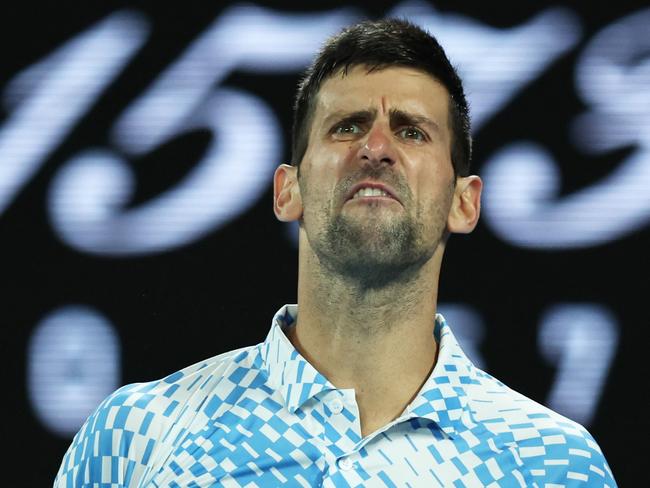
[54,305,616,487]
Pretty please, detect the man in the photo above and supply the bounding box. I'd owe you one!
[54,19,616,487]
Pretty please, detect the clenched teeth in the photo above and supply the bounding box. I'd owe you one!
[352,187,390,199]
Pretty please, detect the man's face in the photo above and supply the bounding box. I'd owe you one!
[297,65,457,288]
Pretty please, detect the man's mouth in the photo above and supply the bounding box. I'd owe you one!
[351,187,392,199]
[346,182,401,204]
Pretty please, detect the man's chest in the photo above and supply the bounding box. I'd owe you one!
[145,415,532,487]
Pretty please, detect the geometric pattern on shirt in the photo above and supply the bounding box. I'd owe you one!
[54,304,617,487]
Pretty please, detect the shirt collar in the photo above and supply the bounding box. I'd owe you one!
[261,305,336,413]
[261,305,475,437]
[404,313,475,438]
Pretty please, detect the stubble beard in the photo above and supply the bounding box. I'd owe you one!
[301,166,454,292]
[312,205,442,291]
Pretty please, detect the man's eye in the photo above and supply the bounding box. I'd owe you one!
[333,123,362,135]
[398,127,425,141]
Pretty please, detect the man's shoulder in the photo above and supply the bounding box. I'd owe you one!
[466,367,592,438]
[100,343,264,418]
[54,343,266,486]
[464,368,615,485]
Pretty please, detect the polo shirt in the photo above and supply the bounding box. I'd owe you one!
[54,304,616,487]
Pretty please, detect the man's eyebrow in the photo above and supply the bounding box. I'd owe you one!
[323,109,377,128]
[389,109,441,133]
[321,108,441,133]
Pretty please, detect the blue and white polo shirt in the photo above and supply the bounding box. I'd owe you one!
[54,304,616,487]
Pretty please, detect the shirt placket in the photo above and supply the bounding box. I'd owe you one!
[312,389,367,487]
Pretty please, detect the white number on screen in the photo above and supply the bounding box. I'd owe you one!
[27,305,121,437]
[481,8,650,248]
[538,304,619,426]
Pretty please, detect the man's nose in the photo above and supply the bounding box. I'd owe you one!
[357,125,397,167]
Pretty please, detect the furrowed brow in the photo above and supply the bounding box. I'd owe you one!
[389,109,440,133]
[324,109,377,128]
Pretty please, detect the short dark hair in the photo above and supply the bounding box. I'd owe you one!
[291,18,472,177]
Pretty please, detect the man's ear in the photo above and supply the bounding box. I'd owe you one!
[447,175,482,234]
[273,164,303,222]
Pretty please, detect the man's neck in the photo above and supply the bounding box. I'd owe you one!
[286,252,443,437]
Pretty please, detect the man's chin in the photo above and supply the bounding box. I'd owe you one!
[330,254,425,290]
[334,215,405,239]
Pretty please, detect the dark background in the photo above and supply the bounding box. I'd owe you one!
[1,1,647,486]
